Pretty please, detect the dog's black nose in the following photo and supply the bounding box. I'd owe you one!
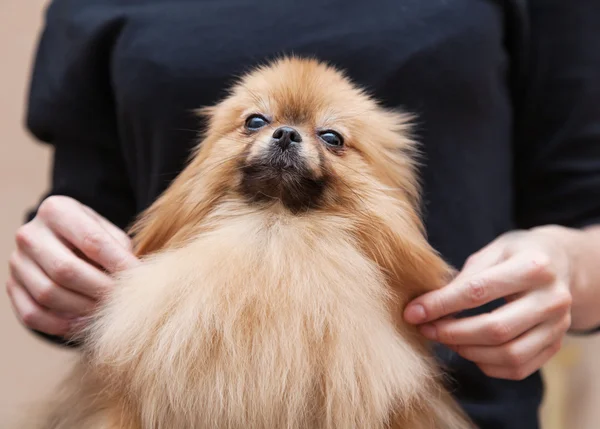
[272,126,302,150]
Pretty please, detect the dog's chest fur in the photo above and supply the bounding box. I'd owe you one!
[89,213,432,429]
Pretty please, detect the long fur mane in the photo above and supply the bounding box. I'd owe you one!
[29,57,473,429]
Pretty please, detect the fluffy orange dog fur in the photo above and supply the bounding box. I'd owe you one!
[35,57,473,429]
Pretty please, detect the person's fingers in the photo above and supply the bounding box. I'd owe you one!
[451,315,570,366]
[81,205,132,251]
[404,243,504,325]
[6,276,72,337]
[404,252,555,324]
[16,224,114,299]
[457,243,506,279]
[420,287,572,345]
[8,249,96,316]
[476,340,563,381]
[37,197,138,273]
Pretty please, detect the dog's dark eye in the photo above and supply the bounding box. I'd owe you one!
[245,114,269,131]
[319,131,344,148]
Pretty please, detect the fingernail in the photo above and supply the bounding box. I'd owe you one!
[405,304,427,324]
[420,324,437,340]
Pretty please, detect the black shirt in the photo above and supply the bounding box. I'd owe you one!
[25,1,600,428]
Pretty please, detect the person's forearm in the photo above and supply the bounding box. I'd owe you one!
[538,224,600,332]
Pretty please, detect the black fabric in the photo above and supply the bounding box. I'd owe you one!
[23,0,600,427]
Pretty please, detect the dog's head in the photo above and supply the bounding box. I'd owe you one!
[132,57,451,298]
[196,57,419,215]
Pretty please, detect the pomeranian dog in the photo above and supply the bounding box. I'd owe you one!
[36,57,473,429]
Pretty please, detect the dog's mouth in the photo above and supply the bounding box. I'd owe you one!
[263,145,303,171]
[239,145,327,213]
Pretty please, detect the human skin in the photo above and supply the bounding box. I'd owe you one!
[6,196,138,337]
[6,196,600,381]
[404,224,600,380]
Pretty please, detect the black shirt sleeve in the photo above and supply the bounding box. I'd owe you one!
[25,1,136,345]
[26,1,135,229]
[514,0,600,230]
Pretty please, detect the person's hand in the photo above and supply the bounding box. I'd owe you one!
[6,196,138,338]
[404,227,573,380]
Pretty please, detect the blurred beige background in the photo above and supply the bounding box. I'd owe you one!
[1,2,599,429]
[0,1,77,428]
